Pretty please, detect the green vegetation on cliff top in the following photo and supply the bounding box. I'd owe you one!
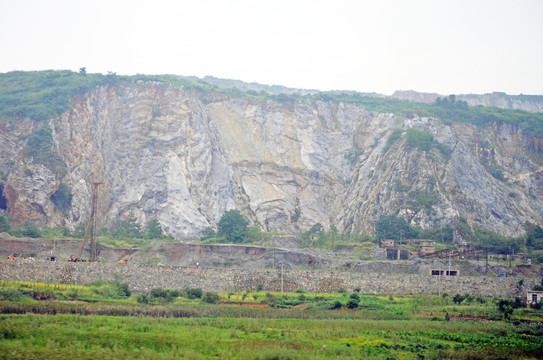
[1,70,543,137]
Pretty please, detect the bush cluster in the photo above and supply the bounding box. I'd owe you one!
[135,287,208,305]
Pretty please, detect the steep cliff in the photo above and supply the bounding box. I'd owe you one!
[1,81,542,240]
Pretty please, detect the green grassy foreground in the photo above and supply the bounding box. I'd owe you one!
[0,281,542,359]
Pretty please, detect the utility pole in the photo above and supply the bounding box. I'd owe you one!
[438,269,441,296]
[508,245,512,270]
[448,249,451,276]
[89,181,102,262]
[78,181,103,262]
[485,249,488,275]
[281,263,284,293]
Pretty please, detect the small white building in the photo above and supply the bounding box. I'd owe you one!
[527,291,543,304]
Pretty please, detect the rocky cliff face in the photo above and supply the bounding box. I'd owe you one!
[1,83,542,239]
[391,90,543,113]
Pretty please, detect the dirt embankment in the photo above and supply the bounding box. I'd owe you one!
[1,237,541,277]
[0,237,333,271]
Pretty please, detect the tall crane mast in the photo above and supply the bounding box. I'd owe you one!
[77,181,103,262]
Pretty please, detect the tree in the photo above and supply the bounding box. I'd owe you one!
[201,227,217,240]
[145,219,163,239]
[78,67,87,76]
[375,214,418,241]
[20,223,42,238]
[112,212,142,238]
[526,225,543,247]
[497,299,514,320]
[106,71,118,84]
[0,215,10,233]
[217,210,249,243]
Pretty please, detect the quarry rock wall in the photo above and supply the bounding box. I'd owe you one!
[2,83,542,240]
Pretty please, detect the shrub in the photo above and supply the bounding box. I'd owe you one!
[22,289,56,300]
[185,288,203,299]
[89,280,132,299]
[202,292,220,304]
[111,212,142,239]
[0,288,25,301]
[116,282,132,298]
[330,301,342,310]
[346,299,359,309]
[264,292,275,304]
[135,294,150,304]
[25,126,66,176]
[434,141,453,159]
[406,189,438,213]
[20,223,42,238]
[150,288,180,303]
[382,128,403,154]
[50,182,72,211]
[200,227,217,240]
[497,298,519,319]
[502,305,514,320]
[513,297,526,309]
[452,294,464,304]
[405,128,434,151]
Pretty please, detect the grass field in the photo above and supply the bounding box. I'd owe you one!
[1,280,542,359]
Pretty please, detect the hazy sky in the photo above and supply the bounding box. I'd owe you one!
[1,0,542,95]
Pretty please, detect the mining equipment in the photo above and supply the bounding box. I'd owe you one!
[72,181,103,262]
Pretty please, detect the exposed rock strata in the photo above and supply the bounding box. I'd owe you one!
[0,83,542,239]
[392,90,543,113]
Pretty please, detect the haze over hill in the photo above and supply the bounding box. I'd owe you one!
[0,71,542,246]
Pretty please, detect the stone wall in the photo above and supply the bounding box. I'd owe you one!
[0,260,539,297]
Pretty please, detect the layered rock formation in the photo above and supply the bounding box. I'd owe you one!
[1,82,542,239]
[392,90,543,113]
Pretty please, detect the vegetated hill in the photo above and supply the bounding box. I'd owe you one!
[0,70,542,245]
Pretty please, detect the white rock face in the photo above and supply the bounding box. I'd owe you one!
[391,90,543,113]
[1,83,542,239]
